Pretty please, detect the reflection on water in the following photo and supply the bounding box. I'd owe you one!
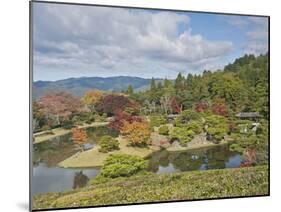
[33,126,119,167]
[147,145,242,173]
[73,171,89,189]
[32,163,100,194]
[33,126,243,195]
[32,126,118,195]
[33,133,79,167]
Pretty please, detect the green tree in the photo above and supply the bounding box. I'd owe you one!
[127,85,134,96]
[92,154,148,183]
[175,109,201,127]
[205,115,228,142]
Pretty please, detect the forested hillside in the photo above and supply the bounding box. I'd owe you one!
[129,53,268,118]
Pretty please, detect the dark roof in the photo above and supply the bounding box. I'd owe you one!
[236,112,261,118]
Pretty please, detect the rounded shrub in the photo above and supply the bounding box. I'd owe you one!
[174,109,202,127]
[98,135,119,153]
[170,127,195,146]
[158,125,169,135]
[92,154,148,184]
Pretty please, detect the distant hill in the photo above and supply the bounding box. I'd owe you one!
[33,76,155,99]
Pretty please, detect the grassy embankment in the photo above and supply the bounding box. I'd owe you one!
[33,165,268,210]
[58,136,160,168]
[33,122,109,144]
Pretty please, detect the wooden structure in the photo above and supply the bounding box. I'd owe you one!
[236,112,261,121]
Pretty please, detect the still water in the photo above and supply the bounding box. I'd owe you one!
[32,126,118,195]
[32,127,242,195]
[147,145,242,173]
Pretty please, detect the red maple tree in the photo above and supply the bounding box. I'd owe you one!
[109,109,143,132]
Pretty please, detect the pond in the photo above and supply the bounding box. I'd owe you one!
[32,127,243,195]
[32,126,118,195]
[147,145,242,173]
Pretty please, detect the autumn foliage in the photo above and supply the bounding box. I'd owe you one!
[211,98,228,116]
[81,90,103,111]
[109,110,143,131]
[194,100,209,113]
[72,128,87,145]
[171,97,182,114]
[39,92,82,119]
[121,121,151,146]
[96,94,137,116]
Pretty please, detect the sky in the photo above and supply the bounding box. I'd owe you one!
[33,2,269,81]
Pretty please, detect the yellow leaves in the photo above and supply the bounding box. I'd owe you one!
[81,90,103,107]
[121,121,151,145]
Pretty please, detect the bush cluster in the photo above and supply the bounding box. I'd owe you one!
[174,109,201,127]
[92,154,148,183]
[98,135,120,153]
[205,115,228,142]
[170,127,195,146]
[158,125,169,135]
[150,115,167,128]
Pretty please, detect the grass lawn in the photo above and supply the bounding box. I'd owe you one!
[33,165,268,210]
[33,122,109,144]
[58,137,160,168]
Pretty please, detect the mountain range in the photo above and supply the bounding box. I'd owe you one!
[33,76,155,99]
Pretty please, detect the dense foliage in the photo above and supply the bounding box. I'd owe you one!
[174,109,202,127]
[158,125,169,135]
[134,54,268,118]
[205,115,228,142]
[93,154,148,182]
[96,94,138,116]
[170,126,195,146]
[108,110,142,132]
[98,135,120,153]
[149,115,167,128]
[81,90,103,112]
[71,128,87,146]
[121,121,151,146]
[230,119,269,164]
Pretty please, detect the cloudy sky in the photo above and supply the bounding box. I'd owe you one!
[33,2,268,81]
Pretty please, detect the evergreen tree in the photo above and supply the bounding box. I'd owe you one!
[127,84,134,95]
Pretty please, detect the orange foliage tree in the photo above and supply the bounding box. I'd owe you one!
[121,121,151,146]
[72,128,87,146]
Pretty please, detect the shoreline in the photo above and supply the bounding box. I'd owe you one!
[167,140,229,152]
[33,122,109,144]
[58,137,160,168]
[58,139,230,168]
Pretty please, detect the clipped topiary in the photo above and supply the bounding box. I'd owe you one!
[98,135,119,153]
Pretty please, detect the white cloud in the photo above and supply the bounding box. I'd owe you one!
[225,15,268,55]
[33,3,233,81]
